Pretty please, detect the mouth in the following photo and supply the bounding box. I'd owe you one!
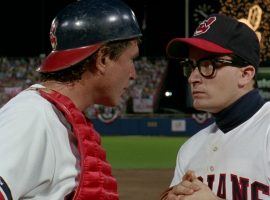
[121,87,128,96]
[192,91,205,97]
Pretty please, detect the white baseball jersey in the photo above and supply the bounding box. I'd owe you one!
[0,84,79,200]
[171,102,270,200]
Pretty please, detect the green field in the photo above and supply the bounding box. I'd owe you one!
[101,136,189,169]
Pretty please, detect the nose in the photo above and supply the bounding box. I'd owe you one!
[129,64,136,80]
[188,67,202,84]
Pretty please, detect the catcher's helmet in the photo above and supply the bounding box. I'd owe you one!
[38,0,142,72]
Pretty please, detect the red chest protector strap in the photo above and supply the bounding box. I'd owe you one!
[39,90,119,200]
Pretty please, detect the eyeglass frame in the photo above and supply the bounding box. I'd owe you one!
[180,55,251,78]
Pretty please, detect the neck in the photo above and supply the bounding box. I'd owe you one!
[42,81,93,111]
[212,89,265,133]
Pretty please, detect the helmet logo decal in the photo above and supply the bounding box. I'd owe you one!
[194,16,216,36]
[50,19,58,50]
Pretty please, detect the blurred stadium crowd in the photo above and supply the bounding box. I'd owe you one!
[0,56,168,116]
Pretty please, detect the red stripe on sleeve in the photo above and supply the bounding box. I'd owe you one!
[0,192,5,200]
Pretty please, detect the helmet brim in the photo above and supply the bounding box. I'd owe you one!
[37,43,102,72]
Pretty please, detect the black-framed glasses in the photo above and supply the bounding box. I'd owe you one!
[180,55,250,78]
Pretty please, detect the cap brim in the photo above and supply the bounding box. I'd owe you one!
[166,38,233,58]
[37,43,102,72]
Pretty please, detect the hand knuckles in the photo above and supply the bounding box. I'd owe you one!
[182,180,192,187]
[183,187,193,193]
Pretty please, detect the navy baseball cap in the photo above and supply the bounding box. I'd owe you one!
[166,13,260,68]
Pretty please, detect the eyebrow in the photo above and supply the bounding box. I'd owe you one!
[216,55,233,60]
[197,55,232,61]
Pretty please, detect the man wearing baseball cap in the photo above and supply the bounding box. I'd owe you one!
[161,14,270,200]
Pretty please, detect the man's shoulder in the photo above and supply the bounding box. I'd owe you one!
[252,101,270,122]
[259,101,270,114]
[181,123,216,149]
[192,123,217,137]
[19,89,48,105]
[0,88,54,121]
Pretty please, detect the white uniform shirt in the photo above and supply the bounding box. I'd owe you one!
[0,84,79,200]
[171,102,270,200]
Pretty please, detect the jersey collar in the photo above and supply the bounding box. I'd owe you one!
[213,89,265,133]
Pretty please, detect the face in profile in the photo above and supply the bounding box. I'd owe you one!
[95,40,139,107]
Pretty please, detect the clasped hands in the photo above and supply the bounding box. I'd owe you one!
[167,170,224,200]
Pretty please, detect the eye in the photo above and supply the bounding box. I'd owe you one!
[200,60,213,69]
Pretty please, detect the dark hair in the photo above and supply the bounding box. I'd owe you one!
[253,76,258,88]
[234,55,258,88]
[39,38,138,83]
[231,55,257,88]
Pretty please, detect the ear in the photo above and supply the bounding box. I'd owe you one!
[238,65,256,87]
[95,49,110,75]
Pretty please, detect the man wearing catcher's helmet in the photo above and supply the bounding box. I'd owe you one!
[0,0,141,199]
[161,14,270,200]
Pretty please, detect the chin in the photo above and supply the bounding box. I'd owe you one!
[193,101,211,112]
[194,103,221,113]
[102,98,120,107]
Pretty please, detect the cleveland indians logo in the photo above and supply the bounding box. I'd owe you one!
[194,16,216,36]
[50,19,58,50]
[0,177,12,200]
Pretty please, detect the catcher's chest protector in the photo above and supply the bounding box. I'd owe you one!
[39,90,119,200]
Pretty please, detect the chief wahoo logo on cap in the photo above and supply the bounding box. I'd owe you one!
[50,19,58,50]
[194,17,216,36]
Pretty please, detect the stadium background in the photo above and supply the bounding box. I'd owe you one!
[1,0,270,199]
